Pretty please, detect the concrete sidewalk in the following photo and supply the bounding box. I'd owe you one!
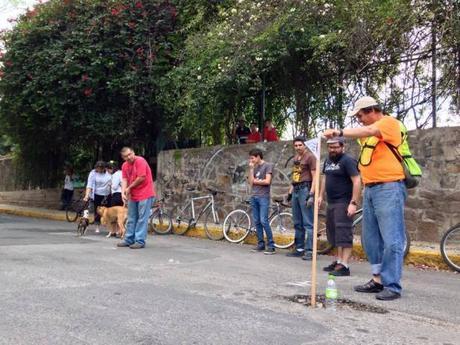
[0,203,452,271]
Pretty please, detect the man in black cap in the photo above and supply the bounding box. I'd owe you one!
[318,137,361,276]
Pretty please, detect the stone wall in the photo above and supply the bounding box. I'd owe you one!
[0,156,19,192]
[0,188,62,209]
[157,127,460,242]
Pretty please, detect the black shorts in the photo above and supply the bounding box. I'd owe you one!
[326,203,353,248]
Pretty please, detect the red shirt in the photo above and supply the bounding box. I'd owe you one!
[263,127,279,142]
[247,131,261,143]
[122,156,155,202]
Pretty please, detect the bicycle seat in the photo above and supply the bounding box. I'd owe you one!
[244,199,251,205]
[186,186,196,192]
[272,198,284,203]
[206,188,218,196]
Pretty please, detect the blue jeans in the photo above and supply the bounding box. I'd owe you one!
[362,181,407,293]
[250,196,275,249]
[291,186,313,252]
[124,197,154,246]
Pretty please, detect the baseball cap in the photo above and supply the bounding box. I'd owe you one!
[347,96,379,117]
[326,137,345,145]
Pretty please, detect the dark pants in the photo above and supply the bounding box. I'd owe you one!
[60,189,74,209]
[94,194,109,224]
[111,192,123,207]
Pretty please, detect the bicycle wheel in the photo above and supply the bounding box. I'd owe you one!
[270,212,294,249]
[151,209,173,235]
[317,212,334,255]
[66,201,81,222]
[204,207,227,241]
[440,224,460,272]
[223,209,251,243]
[172,204,192,235]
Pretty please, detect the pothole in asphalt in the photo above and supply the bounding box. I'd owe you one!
[285,294,389,314]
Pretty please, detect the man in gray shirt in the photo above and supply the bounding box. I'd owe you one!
[248,148,275,254]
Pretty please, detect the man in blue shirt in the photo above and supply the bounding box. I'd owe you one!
[318,137,361,276]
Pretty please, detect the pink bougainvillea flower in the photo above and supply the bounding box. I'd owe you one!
[135,1,143,9]
[5,61,13,67]
[0,70,4,78]
[81,74,89,81]
[83,88,93,97]
[111,8,120,16]
[128,21,136,29]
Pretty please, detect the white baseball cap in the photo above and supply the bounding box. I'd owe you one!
[347,96,379,117]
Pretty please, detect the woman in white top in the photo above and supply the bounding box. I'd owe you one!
[106,161,123,206]
[83,161,111,231]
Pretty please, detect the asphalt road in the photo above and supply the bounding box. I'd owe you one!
[0,214,458,345]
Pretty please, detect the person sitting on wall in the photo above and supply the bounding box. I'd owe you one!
[246,122,262,143]
[263,119,279,142]
[233,118,251,144]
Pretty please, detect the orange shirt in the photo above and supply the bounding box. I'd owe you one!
[359,116,405,184]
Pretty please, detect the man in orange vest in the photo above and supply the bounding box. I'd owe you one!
[324,96,407,301]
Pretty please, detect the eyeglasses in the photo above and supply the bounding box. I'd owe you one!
[294,144,304,147]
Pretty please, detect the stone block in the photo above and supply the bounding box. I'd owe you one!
[416,221,441,242]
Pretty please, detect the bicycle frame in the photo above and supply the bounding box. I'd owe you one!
[181,194,217,224]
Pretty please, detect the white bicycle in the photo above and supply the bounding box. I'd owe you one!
[222,198,294,249]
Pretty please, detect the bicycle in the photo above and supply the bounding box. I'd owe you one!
[150,197,173,235]
[440,223,460,272]
[172,187,227,241]
[316,208,411,258]
[222,198,294,249]
[65,192,95,224]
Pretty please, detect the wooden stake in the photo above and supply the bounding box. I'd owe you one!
[310,135,322,308]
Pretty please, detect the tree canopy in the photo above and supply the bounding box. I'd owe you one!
[0,0,459,187]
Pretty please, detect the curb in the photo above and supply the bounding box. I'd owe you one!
[0,205,452,271]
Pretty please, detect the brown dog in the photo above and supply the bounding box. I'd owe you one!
[97,206,127,238]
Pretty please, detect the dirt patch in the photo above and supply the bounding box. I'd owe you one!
[285,294,389,314]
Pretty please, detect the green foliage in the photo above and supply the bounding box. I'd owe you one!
[0,0,177,186]
[0,0,458,187]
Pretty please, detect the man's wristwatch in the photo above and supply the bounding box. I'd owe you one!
[350,200,358,206]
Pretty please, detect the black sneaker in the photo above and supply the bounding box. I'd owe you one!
[116,242,130,247]
[286,250,304,257]
[330,264,350,276]
[323,261,338,272]
[354,279,384,293]
[252,246,265,252]
[129,242,145,249]
[264,248,275,255]
[376,288,401,301]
